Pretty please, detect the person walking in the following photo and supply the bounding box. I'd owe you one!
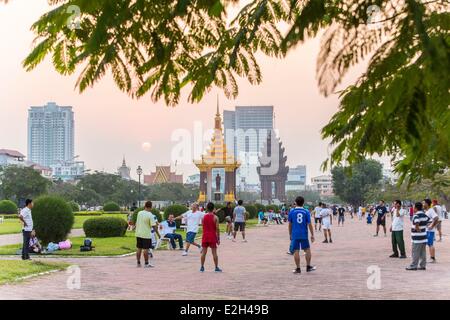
[222,202,234,239]
[232,200,247,242]
[135,201,159,268]
[406,202,430,271]
[18,199,34,260]
[288,196,316,274]
[389,200,407,259]
[320,203,332,243]
[313,203,322,232]
[177,203,204,256]
[199,202,222,272]
[337,206,345,226]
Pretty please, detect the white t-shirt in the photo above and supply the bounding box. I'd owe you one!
[314,207,322,218]
[321,208,331,223]
[425,208,439,232]
[391,208,407,231]
[182,210,204,233]
[20,207,33,232]
[159,220,176,237]
[433,205,443,221]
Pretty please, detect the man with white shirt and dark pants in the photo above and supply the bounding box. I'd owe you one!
[389,200,407,259]
[18,199,34,260]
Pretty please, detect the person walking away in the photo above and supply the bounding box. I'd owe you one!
[374,200,388,237]
[135,201,159,268]
[314,203,322,232]
[321,203,333,243]
[390,200,407,258]
[232,200,247,242]
[18,199,34,260]
[406,202,430,270]
[432,199,443,242]
[176,203,204,256]
[288,196,316,274]
[222,202,234,239]
[423,199,439,263]
[199,202,222,272]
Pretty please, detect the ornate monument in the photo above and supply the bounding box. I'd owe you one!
[144,165,183,185]
[194,102,240,203]
[257,130,289,201]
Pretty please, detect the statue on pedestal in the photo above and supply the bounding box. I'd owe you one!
[215,173,221,192]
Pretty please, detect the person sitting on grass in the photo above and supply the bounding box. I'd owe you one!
[258,210,268,226]
[28,231,43,254]
[159,214,184,250]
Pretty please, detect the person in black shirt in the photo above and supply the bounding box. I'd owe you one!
[374,200,388,237]
[221,202,234,240]
[338,206,345,226]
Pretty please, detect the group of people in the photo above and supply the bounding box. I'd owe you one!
[133,200,249,271]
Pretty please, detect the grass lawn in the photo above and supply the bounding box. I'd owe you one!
[0,214,127,235]
[0,260,69,285]
[0,219,259,257]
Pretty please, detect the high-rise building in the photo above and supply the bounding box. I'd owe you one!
[223,106,274,188]
[286,165,307,191]
[28,102,74,167]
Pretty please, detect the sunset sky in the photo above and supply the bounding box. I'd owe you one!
[0,0,381,182]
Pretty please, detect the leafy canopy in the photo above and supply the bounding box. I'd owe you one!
[12,0,450,184]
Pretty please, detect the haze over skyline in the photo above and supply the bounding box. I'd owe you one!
[0,0,382,182]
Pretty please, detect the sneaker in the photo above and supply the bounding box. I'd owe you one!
[214,267,223,273]
[322,239,328,243]
[389,254,399,258]
[200,266,205,272]
[373,234,378,237]
[405,266,417,271]
[242,239,247,243]
[293,268,301,274]
[428,258,437,264]
[329,239,333,243]
[418,267,426,270]
[182,251,188,256]
[286,251,293,255]
[144,263,154,268]
[306,265,316,272]
[399,255,407,259]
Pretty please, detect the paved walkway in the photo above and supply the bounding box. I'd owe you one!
[1,217,449,299]
[0,229,85,246]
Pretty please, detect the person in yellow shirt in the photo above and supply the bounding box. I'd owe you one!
[135,201,159,268]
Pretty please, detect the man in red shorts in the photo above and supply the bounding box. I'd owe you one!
[200,202,222,272]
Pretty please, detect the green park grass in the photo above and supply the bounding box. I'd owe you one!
[0,219,259,257]
[0,214,127,235]
[0,260,69,285]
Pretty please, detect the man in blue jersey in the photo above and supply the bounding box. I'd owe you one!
[288,196,316,274]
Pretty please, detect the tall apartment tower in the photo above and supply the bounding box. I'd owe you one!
[223,106,274,188]
[28,102,74,167]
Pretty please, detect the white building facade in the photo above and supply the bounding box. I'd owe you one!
[311,174,334,196]
[28,102,74,167]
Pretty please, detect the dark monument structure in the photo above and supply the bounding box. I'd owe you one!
[257,130,289,201]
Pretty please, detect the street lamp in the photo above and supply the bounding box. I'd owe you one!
[136,166,143,206]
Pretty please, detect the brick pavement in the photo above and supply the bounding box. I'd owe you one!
[0,217,449,299]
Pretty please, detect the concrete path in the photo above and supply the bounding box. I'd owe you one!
[0,218,449,299]
[0,229,85,246]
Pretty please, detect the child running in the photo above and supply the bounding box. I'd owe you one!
[200,202,222,272]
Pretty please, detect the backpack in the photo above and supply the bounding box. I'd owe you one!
[80,238,93,252]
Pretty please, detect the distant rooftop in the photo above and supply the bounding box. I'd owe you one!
[0,149,25,158]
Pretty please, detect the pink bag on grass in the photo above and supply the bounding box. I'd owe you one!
[58,240,72,250]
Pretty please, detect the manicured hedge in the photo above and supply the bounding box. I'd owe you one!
[254,203,265,214]
[103,201,120,212]
[67,201,80,212]
[74,211,103,216]
[132,208,163,225]
[32,196,74,245]
[83,217,128,237]
[164,204,189,228]
[244,205,257,219]
[0,200,18,214]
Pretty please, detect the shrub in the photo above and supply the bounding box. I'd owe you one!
[83,217,128,237]
[265,204,280,213]
[103,201,120,212]
[0,200,18,214]
[131,207,163,225]
[67,201,80,212]
[254,203,265,214]
[74,211,103,216]
[32,196,74,245]
[164,204,189,228]
[244,205,257,219]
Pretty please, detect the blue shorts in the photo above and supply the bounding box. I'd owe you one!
[186,231,197,244]
[427,231,435,246]
[290,238,310,251]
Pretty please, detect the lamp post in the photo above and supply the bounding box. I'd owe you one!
[136,166,143,207]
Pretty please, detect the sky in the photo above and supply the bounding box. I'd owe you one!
[0,0,376,182]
